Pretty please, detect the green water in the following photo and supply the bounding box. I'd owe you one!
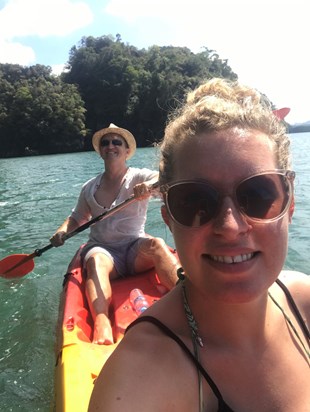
[0,136,309,411]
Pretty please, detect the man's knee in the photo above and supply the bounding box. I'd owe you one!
[86,253,114,278]
[140,237,170,256]
[87,252,106,267]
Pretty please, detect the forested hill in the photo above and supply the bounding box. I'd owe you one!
[0,35,239,158]
[288,122,310,133]
[3,35,301,158]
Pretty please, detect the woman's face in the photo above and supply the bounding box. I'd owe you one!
[162,128,293,303]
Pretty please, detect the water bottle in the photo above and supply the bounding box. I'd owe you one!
[130,288,150,315]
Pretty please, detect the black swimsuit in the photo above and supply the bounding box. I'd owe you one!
[126,279,310,412]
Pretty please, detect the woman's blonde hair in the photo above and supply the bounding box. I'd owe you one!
[159,78,291,184]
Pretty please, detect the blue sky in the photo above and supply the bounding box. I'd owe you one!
[0,0,309,124]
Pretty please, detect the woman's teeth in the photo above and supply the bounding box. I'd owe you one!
[209,253,254,264]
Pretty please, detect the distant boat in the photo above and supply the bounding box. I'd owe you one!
[24,146,39,156]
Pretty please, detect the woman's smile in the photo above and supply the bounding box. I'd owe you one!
[207,252,255,264]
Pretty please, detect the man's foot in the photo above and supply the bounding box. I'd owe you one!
[92,313,114,345]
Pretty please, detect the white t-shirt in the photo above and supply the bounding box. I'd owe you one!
[70,167,158,245]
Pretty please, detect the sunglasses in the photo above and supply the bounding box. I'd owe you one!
[161,170,295,228]
[100,139,123,147]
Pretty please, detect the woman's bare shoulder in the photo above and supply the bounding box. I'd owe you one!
[278,270,310,319]
[279,269,310,286]
[89,315,192,412]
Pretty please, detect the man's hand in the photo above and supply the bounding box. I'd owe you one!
[50,231,66,247]
[133,182,154,200]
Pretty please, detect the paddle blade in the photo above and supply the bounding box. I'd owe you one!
[0,254,35,279]
[273,107,290,120]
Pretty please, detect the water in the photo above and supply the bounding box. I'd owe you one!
[0,134,309,411]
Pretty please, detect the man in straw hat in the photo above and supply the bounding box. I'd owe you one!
[50,123,179,344]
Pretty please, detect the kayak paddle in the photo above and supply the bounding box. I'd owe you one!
[0,184,159,279]
[273,107,290,120]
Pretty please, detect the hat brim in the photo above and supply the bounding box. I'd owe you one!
[92,125,136,160]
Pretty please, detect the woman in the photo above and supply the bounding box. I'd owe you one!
[88,80,309,410]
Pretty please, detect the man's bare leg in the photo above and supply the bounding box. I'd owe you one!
[85,253,117,345]
[135,237,180,289]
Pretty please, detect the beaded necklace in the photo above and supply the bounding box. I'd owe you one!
[181,281,310,362]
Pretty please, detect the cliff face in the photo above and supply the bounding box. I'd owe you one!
[288,121,310,133]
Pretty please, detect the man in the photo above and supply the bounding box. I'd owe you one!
[50,123,179,344]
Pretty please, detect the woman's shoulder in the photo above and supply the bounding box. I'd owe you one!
[279,269,310,286]
[278,270,310,321]
[121,290,186,358]
[90,324,195,411]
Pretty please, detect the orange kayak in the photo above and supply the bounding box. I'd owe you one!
[54,246,170,412]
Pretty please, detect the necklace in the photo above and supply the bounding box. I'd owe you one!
[182,283,204,347]
[181,282,204,412]
[181,281,310,361]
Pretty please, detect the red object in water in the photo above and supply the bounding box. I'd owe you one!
[273,107,290,120]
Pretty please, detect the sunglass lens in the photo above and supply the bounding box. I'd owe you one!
[167,182,219,227]
[100,139,123,147]
[237,174,290,220]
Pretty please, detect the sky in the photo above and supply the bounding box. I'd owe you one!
[0,0,309,124]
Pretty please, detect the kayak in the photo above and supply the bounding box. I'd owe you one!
[54,245,171,412]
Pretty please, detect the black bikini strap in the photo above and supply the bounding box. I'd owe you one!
[126,315,233,411]
[276,279,310,340]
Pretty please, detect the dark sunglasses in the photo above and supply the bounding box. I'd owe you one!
[161,170,295,228]
[100,139,123,147]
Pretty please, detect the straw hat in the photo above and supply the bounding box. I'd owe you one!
[92,123,136,159]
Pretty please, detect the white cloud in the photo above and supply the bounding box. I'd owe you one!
[0,0,93,65]
[0,38,36,65]
[51,63,67,75]
[104,0,178,22]
[0,0,93,38]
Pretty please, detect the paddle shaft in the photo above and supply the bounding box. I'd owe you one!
[35,195,138,258]
[61,181,159,245]
[1,196,138,277]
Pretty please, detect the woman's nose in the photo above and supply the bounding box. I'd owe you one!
[213,196,251,238]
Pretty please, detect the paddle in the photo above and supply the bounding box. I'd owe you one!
[273,107,290,120]
[0,183,159,279]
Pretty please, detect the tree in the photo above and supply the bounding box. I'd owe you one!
[63,36,238,148]
[0,64,86,157]
[0,37,239,157]
[63,36,144,138]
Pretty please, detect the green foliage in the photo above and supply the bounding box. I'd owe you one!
[0,36,237,157]
[0,64,86,157]
[63,35,237,149]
